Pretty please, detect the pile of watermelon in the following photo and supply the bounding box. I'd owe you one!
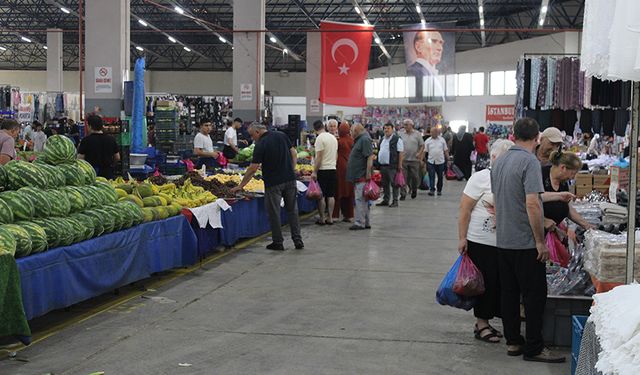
[0,135,146,258]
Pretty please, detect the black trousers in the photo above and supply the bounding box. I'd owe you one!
[467,241,500,320]
[379,165,399,203]
[498,248,547,357]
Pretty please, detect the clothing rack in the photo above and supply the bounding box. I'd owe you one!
[522,53,579,57]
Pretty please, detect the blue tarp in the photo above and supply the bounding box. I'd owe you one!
[17,215,197,320]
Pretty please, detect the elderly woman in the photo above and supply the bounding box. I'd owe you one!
[327,119,339,137]
[332,122,355,222]
[457,139,513,343]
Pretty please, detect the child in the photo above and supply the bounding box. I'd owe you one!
[32,121,47,152]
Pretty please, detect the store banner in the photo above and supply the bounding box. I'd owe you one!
[319,21,373,107]
[485,105,515,122]
[403,23,455,103]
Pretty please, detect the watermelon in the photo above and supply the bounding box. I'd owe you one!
[3,160,48,189]
[38,163,66,187]
[61,186,88,213]
[16,221,48,254]
[58,163,85,186]
[18,187,52,218]
[94,181,118,204]
[88,209,115,234]
[0,165,7,191]
[0,191,35,221]
[82,210,106,237]
[47,190,71,217]
[1,224,32,257]
[0,199,13,224]
[0,226,17,256]
[112,203,135,229]
[51,218,75,247]
[61,217,84,244]
[31,219,62,248]
[71,212,97,240]
[102,205,124,231]
[75,159,97,184]
[120,201,144,226]
[86,185,107,206]
[43,135,76,165]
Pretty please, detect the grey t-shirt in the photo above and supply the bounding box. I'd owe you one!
[346,133,373,182]
[491,145,544,250]
[400,130,423,161]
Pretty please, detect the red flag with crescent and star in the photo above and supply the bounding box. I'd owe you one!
[319,20,374,107]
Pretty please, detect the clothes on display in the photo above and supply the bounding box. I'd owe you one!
[146,95,233,131]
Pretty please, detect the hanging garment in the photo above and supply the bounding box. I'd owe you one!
[538,110,553,130]
[580,109,593,133]
[523,59,531,109]
[545,57,556,109]
[530,58,541,109]
[537,57,547,108]
[592,109,602,135]
[516,59,525,117]
[551,109,565,131]
[606,0,640,81]
[621,81,632,108]
[602,109,615,136]
[580,0,614,78]
[584,75,592,108]
[564,110,577,136]
[614,109,630,137]
[55,94,64,113]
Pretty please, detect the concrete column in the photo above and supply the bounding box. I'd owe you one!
[305,31,323,126]
[232,0,265,123]
[84,0,130,117]
[46,29,63,92]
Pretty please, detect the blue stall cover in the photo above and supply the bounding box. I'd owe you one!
[17,215,197,320]
[131,57,147,153]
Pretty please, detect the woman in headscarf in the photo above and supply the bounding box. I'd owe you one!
[332,122,355,222]
[451,125,475,180]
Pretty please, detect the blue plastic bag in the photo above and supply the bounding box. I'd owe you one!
[436,255,477,311]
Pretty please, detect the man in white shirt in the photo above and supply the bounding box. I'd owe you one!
[32,121,47,152]
[424,126,450,196]
[377,123,404,207]
[23,121,34,142]
[312,120,338,225]
[193,120,220,169]
[223,117,248,160]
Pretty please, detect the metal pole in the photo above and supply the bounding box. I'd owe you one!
[78,0,83,121]
[626,81,639,284]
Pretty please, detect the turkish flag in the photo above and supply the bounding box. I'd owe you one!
[319,21,374,107]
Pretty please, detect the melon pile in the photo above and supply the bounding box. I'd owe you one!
[0,135,146,258]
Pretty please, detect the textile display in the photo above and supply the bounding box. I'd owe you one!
[131,57,147,153]
[0,253,31,345]
[17,215,197,320]
[357,105,442,129]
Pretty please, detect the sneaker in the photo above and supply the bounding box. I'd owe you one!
[294,241,304,250]
[399,196,406,201]
[266,243,285,251]
[389,201,398,208]
[428,191,435,196]
[349,225,365,231]
[411,192,417,199]
[437,191,442,196]
[376,201,389,207]
[523,348,566,363]
[365,225,371,229]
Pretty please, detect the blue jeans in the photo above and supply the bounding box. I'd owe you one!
[427,162,446,192]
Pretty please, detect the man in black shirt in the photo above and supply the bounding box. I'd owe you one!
[232,122,303,251]
[78,114,120,179]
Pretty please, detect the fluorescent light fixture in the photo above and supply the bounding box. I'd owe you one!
[168,36,177,43]
[480,19,485,26]
[0,46,6,51]
[138,19,148,27]
[269,36,277,43]
[363,19,370,25]
[375,37,381,44]
[183,46,191,52]
[479,5,483,13]
[539,18,544,25]
[174,6,184,14]
[283,48,288,54]
[60,7,70,14]
[416,4,421,13]
[354,6,361,14]
[20,36,32,43]
[136,46,144,51]
[421,19,426,26]
[43,45,48,49]
[219,36,226,43]
[541,5,548,13]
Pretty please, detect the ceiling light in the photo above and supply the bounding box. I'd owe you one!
[219,36,226,43]
[541,5,548,13]
[480,19,485,26]
[539,18,544,26]
[20,36,32,43]
[136,46,144,51]
[375,37,381,44]
[354,6,361,14]
[421,19,426,26]
[269,36,277,43]
[138,19,148,27]
[60,7,70,14]
[43,45,48,49]
[363,19,370,25]
[183,46,191,52]
[416,4,421,13]
[283,48,288,54]
[0,46,6,51]
[174,6,184,14]
[168,36,177,43]
[479,5,483,13]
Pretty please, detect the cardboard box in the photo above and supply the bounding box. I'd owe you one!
[576,185,593,198]
[593,174,610,186]
[593,185,610,195]
[574,172,593,187]
[610,166,629,185]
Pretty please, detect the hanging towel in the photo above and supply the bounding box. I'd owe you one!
[0,253,32,346]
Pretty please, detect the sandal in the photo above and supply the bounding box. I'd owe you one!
[474,323,503,338]
[325,219,334,225]
[474,326,500,343]
[315,220,325,226]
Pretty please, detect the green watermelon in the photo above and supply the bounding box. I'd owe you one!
[3,160,48,189]
[16,221,48,254]
[0,165,7,191]
[102,205,124,231]
[61,186,88,213]
[1,224,32,257]
[71,212,97,240]
[43,135,76,165]
[57,163,85,186]
[86,185,106,206]
[119,201,144,226]
[18,187,52,218]
[0,226,17,256]
[37,163,65,187]
[75,159,97,184]
[47,190,71,217]
[93,209,115,233]
[82,210,106,237]
[31,219,61,248]
[60,217,84,244]
[94,181,118,204]
[0,199,13,224]
[50,218,75,247]
[0,191,35,221]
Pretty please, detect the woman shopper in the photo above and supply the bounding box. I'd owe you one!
[451,126,475,180]
[332,122,355,222]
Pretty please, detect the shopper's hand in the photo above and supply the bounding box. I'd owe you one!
[239,140,248,145]
[568,229,578,244]
[230,186,242,194]
[536,242,550,262]
[558,192,575,202]
[458,239,468,254]
[544,218,556,230]
[310,172,317,181]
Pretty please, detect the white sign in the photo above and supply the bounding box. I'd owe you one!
[17,104,32,123]
[310,99,320,113]
[95,66,113,94]
[240,83,252,101]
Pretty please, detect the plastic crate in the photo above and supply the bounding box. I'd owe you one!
[571,315,588,375]
[543,295,592,347]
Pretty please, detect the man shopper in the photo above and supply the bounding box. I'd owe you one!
[400,119,425,200]
[536,127,563,167]
[424,126,449,196]
[231,122,303,251]
[346,123,374,230]
[0,119,19,165]
[78,114,120,179]
[474,126,490,171]
[311,120,338,225]
[193,120,220,169]
[376,123,404,208]
[491,117,565,363]
[223,117,248,160]
[32,121,47,152]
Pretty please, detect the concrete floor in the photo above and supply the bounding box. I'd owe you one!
[1,181,570,375]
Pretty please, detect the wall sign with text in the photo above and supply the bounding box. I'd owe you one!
[485,105,515,122]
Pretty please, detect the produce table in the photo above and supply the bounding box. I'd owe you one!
[17,215,197,320]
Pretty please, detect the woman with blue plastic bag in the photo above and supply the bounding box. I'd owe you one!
[456,139,514,343]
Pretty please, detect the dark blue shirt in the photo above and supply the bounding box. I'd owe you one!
[252,131,296,188]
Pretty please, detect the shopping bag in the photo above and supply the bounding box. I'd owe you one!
[216,152,228,168]
[363,179,380,201]
[546,230,570,268]
[420,174,430,190]
[446,167,457,180]
[475,154,490,172]
[394,170,406,187]
[452,164,465,180]
[306,180,323,201]
[453,254,486,296]
[470,151,477,163]
[371,171,382,186]
[436,255,477,311]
